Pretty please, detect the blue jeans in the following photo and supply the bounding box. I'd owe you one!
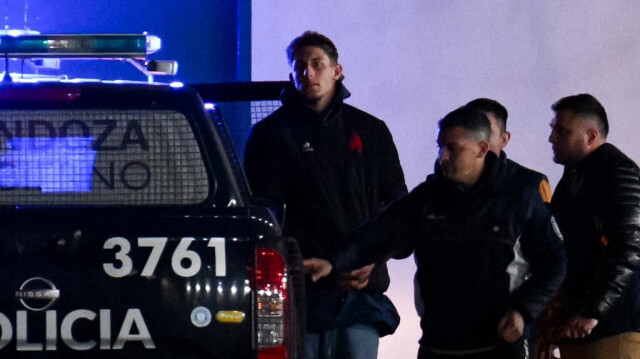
[305,324,379,359]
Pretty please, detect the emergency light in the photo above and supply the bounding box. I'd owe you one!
[0,34,159,58]
[0,32,176,80]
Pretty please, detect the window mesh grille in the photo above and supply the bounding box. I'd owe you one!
[250,100,281,125]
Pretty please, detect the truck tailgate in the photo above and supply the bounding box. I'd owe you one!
[0,210,256,358]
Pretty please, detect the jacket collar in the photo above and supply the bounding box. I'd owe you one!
[571,143,617,172]
[280,81,351,121]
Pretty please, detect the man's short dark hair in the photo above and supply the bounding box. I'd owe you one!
[439,106,491,142]
[552,94,609,137]
[286,31,339,66]
[466,98,508,132]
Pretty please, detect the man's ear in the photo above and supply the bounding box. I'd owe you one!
[585,127,599,146]
[478,141,490,158]
[289,73,295,83]
[333,63,343,81]
[501,131,511,149]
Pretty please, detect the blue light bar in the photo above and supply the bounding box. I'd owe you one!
[0,34,160,59]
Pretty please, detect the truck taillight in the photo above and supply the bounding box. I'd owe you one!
[255,247,290,359]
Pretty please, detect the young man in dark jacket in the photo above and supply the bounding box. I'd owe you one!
[305,105,566,358]
[244,31,407,359]
[537,94,640,359]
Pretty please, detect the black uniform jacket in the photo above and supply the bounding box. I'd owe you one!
[332,152,566,351]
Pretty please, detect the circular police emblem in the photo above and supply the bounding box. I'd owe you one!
[191,306,212,328]
[16,277,60,311]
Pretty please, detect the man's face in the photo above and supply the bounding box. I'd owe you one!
[290,46,342,105]
[548,110,592,165]
[437,126,487,187]
[486,113,510,154]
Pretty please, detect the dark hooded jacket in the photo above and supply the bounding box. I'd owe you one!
[331,151,566,352]
[551,143,640,342]
[244,81,407,334]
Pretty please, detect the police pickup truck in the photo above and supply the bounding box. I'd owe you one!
[0,33,304,358]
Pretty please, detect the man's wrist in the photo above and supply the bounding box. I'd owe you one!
[578,307,600,321]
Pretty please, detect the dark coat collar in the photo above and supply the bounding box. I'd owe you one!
[280,81,351,121]
[571,143,619,172]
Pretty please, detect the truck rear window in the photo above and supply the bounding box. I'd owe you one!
[0,109,210,206]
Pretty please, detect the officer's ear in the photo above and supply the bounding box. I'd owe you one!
[289,73,294,84]
[478,141,490,158]
[584,118,605,148]
[586,127,600,145]
[500,130,511,149]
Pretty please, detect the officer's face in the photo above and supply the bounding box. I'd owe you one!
[548,110,592,165]
[437,126,488,188]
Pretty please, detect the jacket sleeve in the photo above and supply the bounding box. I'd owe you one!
[581,163,640,320]
[375,121,408,205]
[331,186,423,273]
[512,180,567,323]
[374,120,410,259]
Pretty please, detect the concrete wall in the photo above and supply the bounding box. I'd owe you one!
[252,2,640,358]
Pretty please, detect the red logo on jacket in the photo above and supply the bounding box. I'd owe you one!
[349,134,363,154]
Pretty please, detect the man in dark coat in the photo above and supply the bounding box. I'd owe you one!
[244,31,407,359]
[537,94,640,359]
[466,98,554,355]
[305,105,566,359]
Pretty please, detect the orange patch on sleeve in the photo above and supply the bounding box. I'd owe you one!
[539,179,552,203]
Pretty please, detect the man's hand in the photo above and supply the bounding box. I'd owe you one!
[337,263,375,290]
[302,258,333,282]
[533,337,560,359]
[497,309,524,343]
[549,315,598,340]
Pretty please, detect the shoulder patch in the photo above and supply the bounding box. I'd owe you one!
[539,179,552,203]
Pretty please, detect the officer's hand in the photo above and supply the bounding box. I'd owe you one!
[337,263,375,290]
[551,315,598,340]
[497,309,524,343]
[302,258,333,282]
